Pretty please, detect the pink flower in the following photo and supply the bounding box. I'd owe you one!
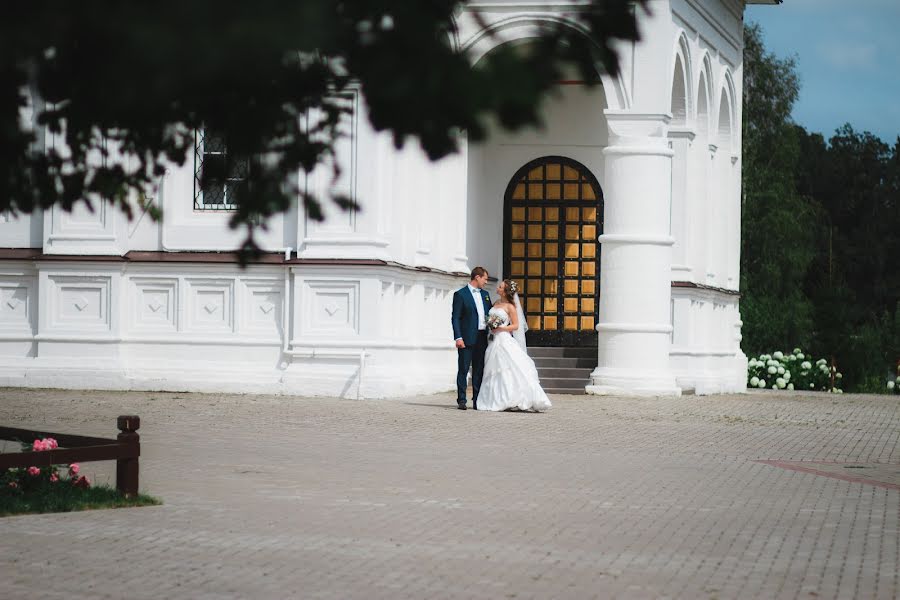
[31,438,56,451]
[50,473,59,482]
[8,481,18,489]
[27,466,41,477]
[68,463,80,475]
[73,475,90,489]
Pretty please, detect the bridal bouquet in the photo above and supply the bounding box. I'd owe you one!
[485,313,505,342]
[486,313,505,331]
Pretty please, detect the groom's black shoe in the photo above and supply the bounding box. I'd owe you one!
[472,400,478,411]
[457,402,467,410]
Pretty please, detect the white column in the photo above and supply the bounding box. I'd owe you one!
[451,133,470,274]
[688,135,709,284]
[727,154,741,289]
[705,144,719,285]
[668,128,696,278]
[431,147,470,274]
[717,152,731,288]
[42,132,127,255]
[413,150,435,268]
[297,91,390,260]
[587,112,681,396]
[450,134,481,273]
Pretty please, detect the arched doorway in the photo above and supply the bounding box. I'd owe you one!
[503,156,603,347]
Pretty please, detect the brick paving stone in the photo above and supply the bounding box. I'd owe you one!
[0,388,898,599]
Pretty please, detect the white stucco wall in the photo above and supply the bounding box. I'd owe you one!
[0,0,753,397]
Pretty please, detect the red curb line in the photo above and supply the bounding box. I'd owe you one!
[755,460,900,491]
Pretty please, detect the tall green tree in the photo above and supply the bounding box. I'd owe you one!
[740,23,820,353]
[1,0,646,253]
[797,125,900,388]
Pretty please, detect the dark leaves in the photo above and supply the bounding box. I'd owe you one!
[1,0,644,256]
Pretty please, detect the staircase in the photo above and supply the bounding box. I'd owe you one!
[529,347,598,395]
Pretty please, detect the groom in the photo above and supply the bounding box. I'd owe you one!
[451,267,492,411]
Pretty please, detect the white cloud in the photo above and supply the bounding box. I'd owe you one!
[817,42,877,70]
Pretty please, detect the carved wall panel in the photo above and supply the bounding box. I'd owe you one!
[185,278,234,333]
[301,280,360,336]
[242,280,283,337]
[0,277,35,334]
[47,275,111,332]
[131,277,178,333]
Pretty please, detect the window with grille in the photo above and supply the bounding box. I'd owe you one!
[193,129,249,211]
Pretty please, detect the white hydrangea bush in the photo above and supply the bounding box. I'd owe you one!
[887,374,899,395]
[747,348,843,393]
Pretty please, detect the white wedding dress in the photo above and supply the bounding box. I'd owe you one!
[477,306,552,412]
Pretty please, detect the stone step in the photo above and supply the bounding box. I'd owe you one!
[532,356,597,369]
[544,388,590,395]
[528,347,598,359]
[538,377,593,390]
[526,347,595,395]
[536,367,594,380]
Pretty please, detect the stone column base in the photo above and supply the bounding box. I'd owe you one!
[586,367,682,397]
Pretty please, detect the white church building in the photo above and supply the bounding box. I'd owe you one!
[0,0,779,398]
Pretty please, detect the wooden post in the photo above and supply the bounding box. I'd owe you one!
[116,415,140,498]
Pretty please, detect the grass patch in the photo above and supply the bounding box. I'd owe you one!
[1,483,161,517]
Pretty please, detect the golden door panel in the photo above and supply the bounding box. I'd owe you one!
[503,156,603,346]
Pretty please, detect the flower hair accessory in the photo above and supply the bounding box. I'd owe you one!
[505,279,519,295]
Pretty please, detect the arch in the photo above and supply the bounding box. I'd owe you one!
[460,14,630,110]
[502,156,604,347]
[716,69,737,151]
[671,55,689,125]
[695,51,714,136]
[696,72,710,138]
[669,32,693,126]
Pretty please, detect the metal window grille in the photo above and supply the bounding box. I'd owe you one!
[193,129,249,211]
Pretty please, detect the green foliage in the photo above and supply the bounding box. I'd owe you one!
[742,23,900,392]
[799,126,900,390]
[0,0,646,255]
[740,24,818,355]
[747,349,843,393]
[0,480,160,517]
[1,435,160,515]
[741,23,800,211]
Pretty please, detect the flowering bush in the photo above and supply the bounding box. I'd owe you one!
[747,348,844,393]
[1,437,90,496]
[887,370,900,395]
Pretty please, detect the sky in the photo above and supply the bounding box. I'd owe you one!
[745,0,900,145]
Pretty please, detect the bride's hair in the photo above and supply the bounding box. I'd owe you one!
[501,279,519,303]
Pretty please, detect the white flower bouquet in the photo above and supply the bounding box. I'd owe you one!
[486,313,505,332]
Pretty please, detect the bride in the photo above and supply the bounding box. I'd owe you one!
[477,279,552,412]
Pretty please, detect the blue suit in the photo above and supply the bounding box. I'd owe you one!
[451,285,492,407]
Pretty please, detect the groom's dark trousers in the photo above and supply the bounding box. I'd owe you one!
[456,331,488,406]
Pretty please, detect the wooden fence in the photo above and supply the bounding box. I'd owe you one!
[0,415,141,497]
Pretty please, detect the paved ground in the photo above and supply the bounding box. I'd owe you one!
[0,388,898,600]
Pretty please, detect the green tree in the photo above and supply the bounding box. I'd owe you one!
[1,0,645,254]
[798,125,900,389]
[740,23,820,353]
